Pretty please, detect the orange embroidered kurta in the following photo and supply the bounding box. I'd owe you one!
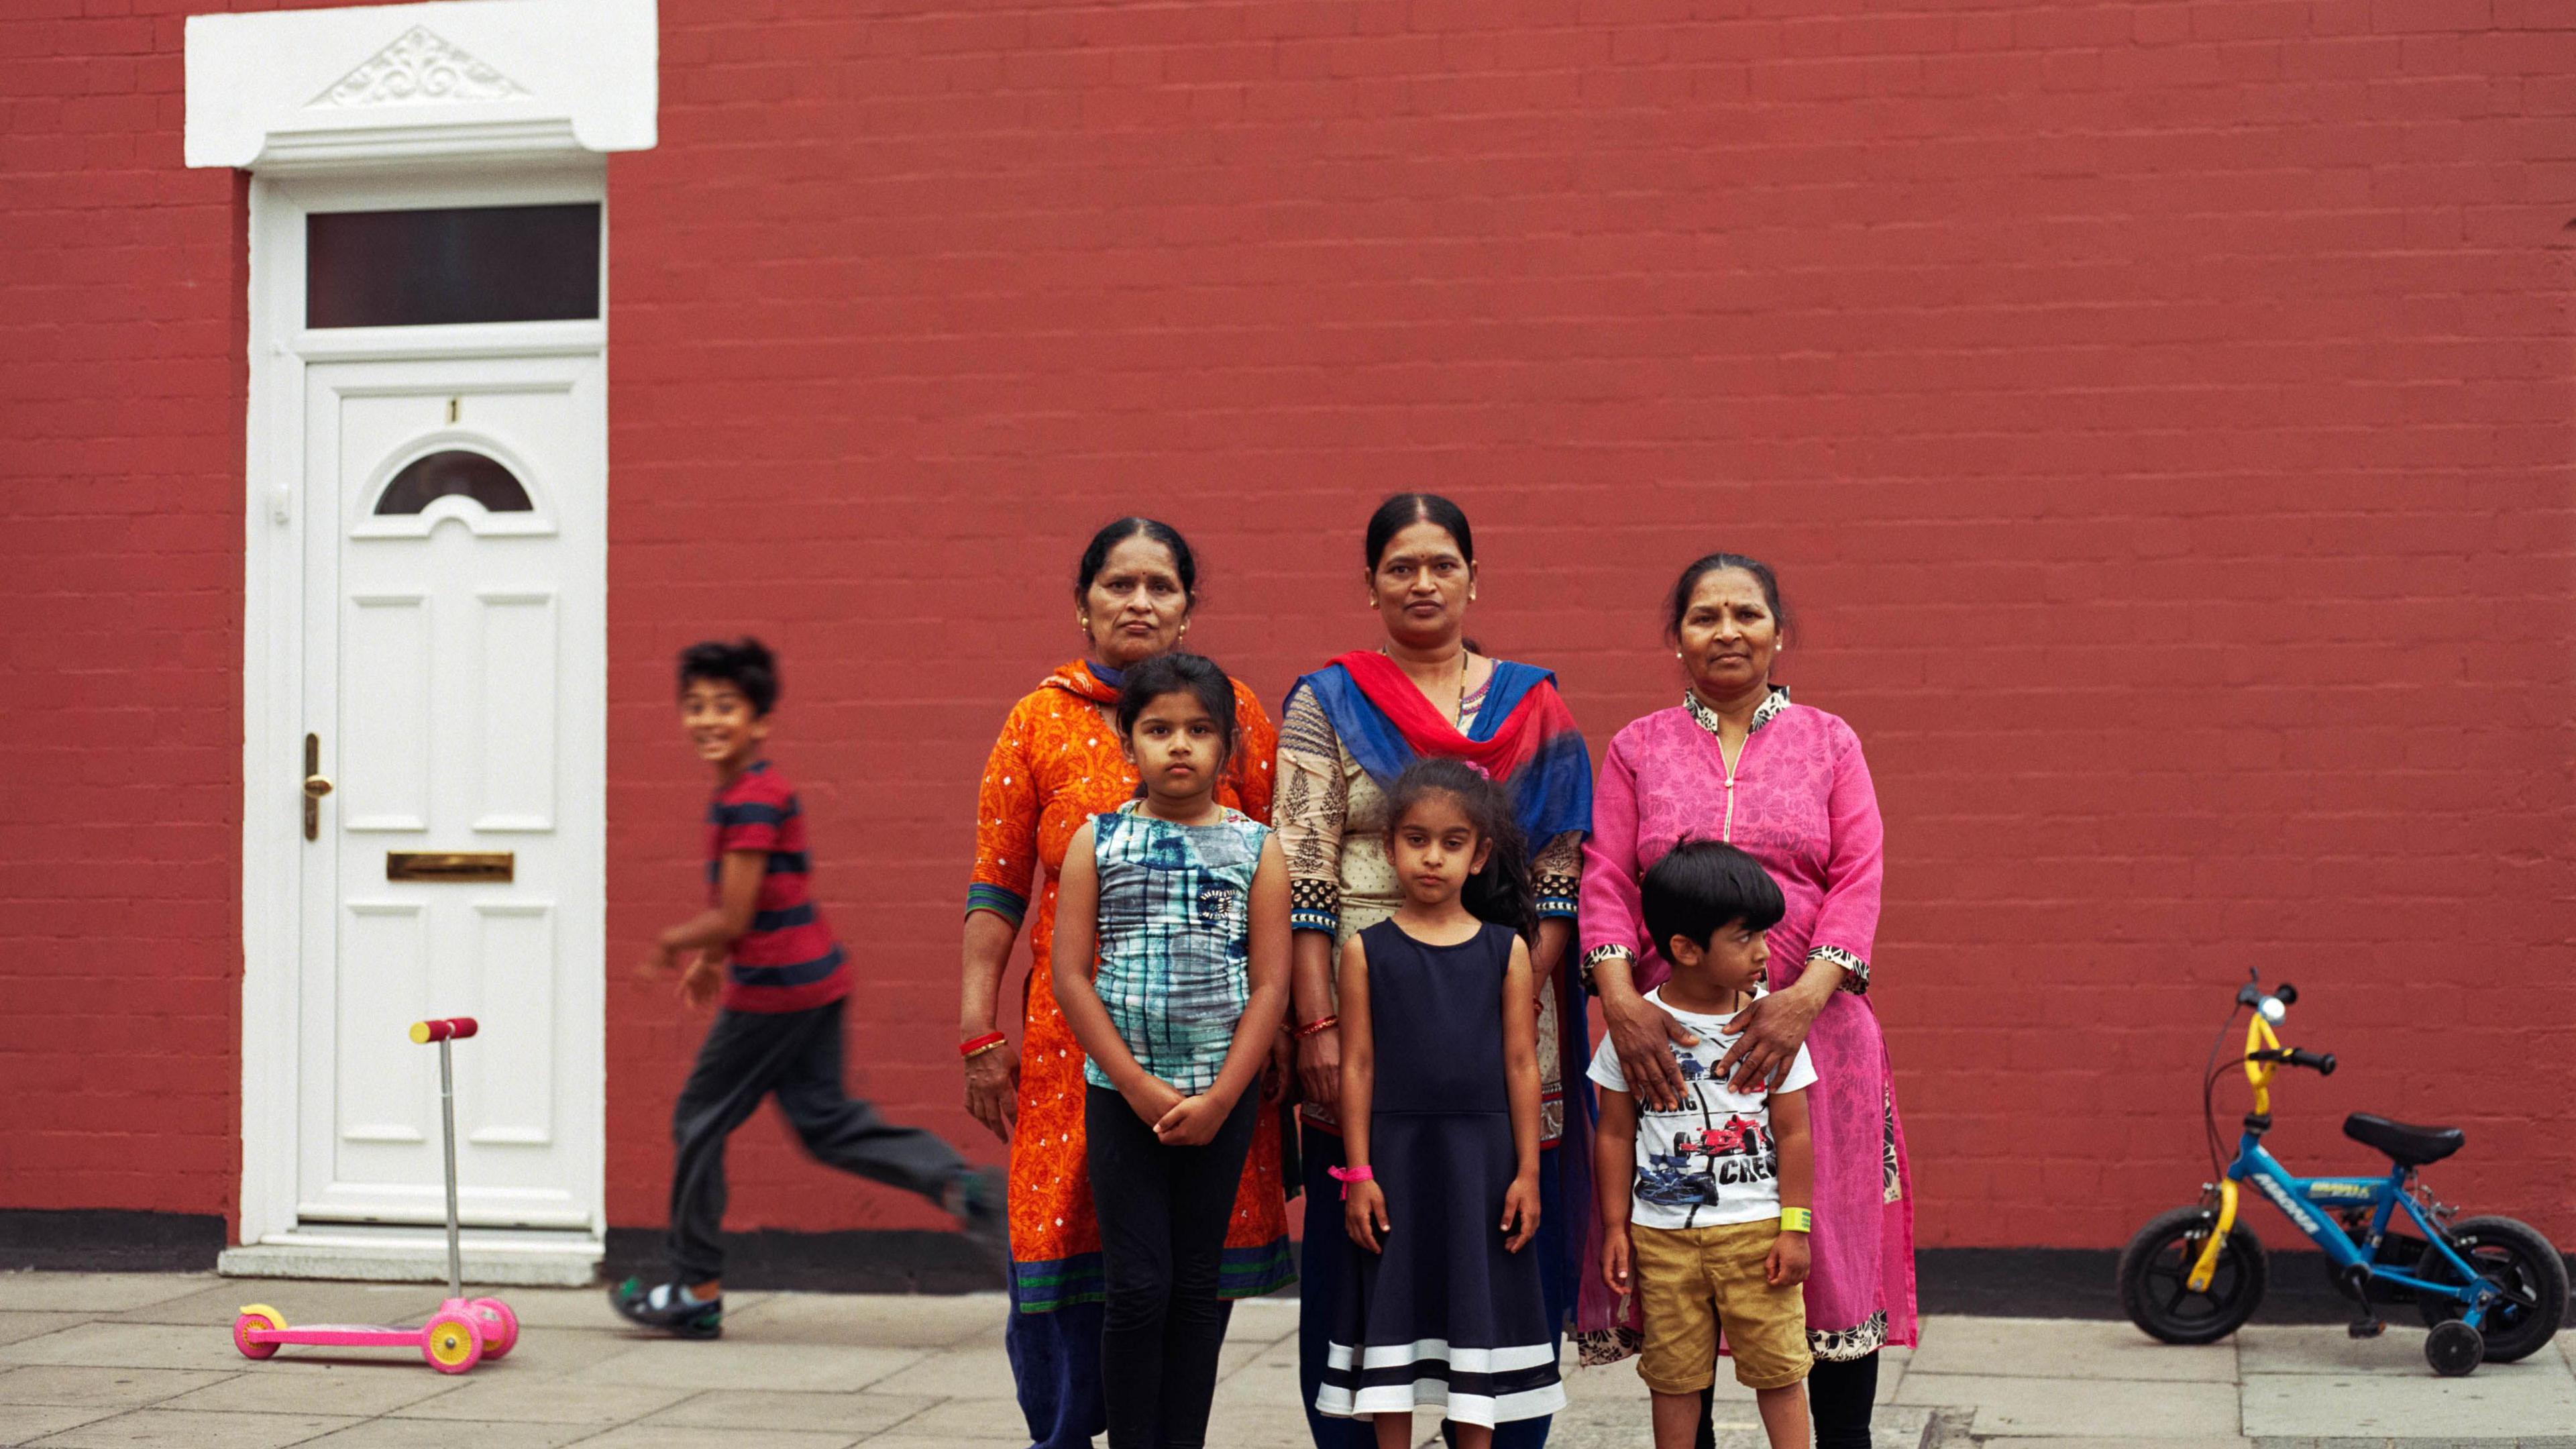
[968,662,1293,1311]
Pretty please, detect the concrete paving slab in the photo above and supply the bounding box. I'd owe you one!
[1908,1316,2236,1382]
[843,1340,1012,1398]
[2235,1324,2463,1377]
[635,1389,934,1435]
[572,1340,925,1393]
[0,1320,90,1350]
[880,1395,1043,1440]
[161,1361,468,1415]
[0,1365,233,1409]
[2240,1368,2576,1438]
[0,1276,216,1315]
[1894,1372,2243,1438]
[1970,1440,2249,1448]
[0,1407,117,1449]
[387,1377,694,1426]
[0,1322,274,1373]
[720,1291,1000,1348]
[28,1408,361,1448]
[112,1281,449,1328]
[1224,1297,1301,1343]
[565,1427,860,1449]
[423,1327,637,1380]
[299,1419,595,1449]
[503,1289,767,1332]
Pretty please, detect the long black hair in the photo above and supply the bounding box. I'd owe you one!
[1364,492,1474,573]
[1383,757,1538,943]
[1114,651,1238,792]
[1076,517,1198,606]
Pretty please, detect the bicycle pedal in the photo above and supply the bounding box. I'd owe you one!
[2347,1317,2385,1340]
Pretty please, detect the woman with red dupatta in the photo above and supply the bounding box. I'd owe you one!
[1277,494,1595,1449]
[960,519,1295,1449]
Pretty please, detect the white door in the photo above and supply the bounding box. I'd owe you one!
[295,352,604,1232]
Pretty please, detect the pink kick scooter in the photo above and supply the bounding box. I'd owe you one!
[231,1018,521,1374]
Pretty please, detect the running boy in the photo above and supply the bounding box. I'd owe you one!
[1589,841,1817,1449]
[615,637,1003,1338]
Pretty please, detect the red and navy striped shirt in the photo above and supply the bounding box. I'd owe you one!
[707,761,848,1013]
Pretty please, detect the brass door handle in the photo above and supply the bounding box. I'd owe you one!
[303,733,330,841]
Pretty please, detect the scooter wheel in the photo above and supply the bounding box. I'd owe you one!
[231,1306,285,1360]
[421,1313,484,1375]
[2426,1319,2483,1377]
[469,1297,519,1358]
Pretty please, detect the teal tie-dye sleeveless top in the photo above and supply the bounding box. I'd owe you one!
[1083,801,1268,1095]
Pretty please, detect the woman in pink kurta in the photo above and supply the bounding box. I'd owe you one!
[1577,553,1915,1449]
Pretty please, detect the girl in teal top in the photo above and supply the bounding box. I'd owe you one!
[1053,651,1290,1449]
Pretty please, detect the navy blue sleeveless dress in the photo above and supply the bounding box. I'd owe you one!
[1314,920,1567,1427]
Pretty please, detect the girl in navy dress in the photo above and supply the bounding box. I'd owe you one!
[1316,758,1567,1445]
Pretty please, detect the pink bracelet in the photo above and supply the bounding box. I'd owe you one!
[1325,1165,1373,1199]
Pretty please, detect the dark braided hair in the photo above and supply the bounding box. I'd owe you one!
[1384,757,1538,943]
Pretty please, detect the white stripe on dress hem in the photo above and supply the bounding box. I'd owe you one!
[1315,1382,1568,1427]
[1322,1338,1561,1373]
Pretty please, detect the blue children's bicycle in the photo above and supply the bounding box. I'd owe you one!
[2118,972,2566,1377]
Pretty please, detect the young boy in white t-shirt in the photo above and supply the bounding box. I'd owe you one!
[1589,841,1816,1449]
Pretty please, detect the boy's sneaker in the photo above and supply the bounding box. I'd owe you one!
[947,1166,1010,1281]
[610,1277,722,1340]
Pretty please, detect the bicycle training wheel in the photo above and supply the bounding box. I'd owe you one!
[2118,1205,2267,1344]
[2415,1216,2567,1363]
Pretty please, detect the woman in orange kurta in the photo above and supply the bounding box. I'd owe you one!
[960,519,1293,1449]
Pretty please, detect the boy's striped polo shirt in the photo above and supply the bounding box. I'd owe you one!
[706,760,849,1013]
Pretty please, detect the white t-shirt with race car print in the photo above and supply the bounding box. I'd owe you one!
[1586,987,1818,1231]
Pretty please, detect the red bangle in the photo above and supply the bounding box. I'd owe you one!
[1294,1014,1339,1040]
[959,1031,1006,1058]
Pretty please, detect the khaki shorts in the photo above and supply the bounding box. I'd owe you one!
[1629,1219,1813,1393]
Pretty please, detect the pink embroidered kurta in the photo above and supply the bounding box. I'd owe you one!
[1578,693,1917,1360]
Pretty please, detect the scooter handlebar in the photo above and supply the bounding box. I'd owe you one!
[2286,1046,2334,1075]
[409,1018,478,1044]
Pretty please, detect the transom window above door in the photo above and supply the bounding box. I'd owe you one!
[307,203,601,329]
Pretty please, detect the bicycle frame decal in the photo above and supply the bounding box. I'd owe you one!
[2230,1138,2493,1320]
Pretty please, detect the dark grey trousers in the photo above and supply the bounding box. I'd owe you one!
[667,998,966,1282]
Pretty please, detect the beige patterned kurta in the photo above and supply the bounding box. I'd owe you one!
[1275,678,1582,1141]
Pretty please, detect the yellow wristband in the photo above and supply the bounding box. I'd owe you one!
[1778,1207,1812,1233]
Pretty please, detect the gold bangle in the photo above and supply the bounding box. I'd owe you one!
[1778,1206,1812,1233]
[963,1038,1007,1061]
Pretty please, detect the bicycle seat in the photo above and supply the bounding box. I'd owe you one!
[2343,1113,2463,1167]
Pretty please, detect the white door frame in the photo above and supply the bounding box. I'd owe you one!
[235,164,609,1279]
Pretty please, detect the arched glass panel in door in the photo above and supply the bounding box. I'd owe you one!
[374,450,533,516]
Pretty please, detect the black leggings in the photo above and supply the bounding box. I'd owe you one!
[1084,1085,1258,1449]
[1695,1350,1876,1449]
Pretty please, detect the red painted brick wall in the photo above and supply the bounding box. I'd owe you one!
[7,0,2573,1256]
[0,4,246,1220]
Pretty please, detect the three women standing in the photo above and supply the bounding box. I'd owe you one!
[961,521,1295,1449]
[961,513,1915,1449]
[1579,553,1917,1449]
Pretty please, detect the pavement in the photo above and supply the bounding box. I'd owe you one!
[1,1274,2572,1448]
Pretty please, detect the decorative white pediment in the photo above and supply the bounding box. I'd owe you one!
[311,26,527,109]
[186,0,655,170]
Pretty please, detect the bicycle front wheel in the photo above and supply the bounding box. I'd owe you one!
[2119,1205,2267,1344]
